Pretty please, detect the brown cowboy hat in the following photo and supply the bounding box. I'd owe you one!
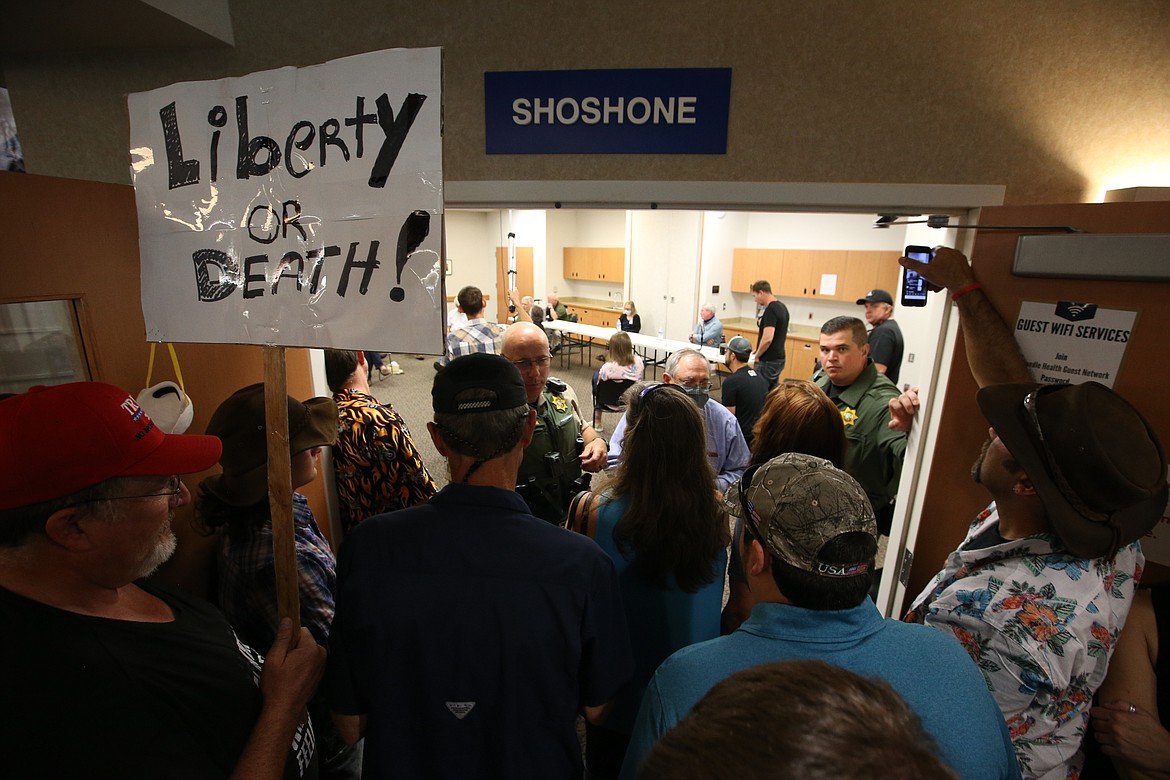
[201,384,338,507]
[976,381,1167,559]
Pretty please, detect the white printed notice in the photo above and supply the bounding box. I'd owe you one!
[1014,300,1136,389]
[127,48,444,352]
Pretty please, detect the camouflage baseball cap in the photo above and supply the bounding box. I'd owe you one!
[724,453,877,577]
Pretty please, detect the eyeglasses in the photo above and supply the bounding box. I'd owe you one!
[678,379,712,391]
[110,475,183,502]
[510,355,551,370]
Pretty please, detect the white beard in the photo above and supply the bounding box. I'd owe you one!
[137,524,178,578]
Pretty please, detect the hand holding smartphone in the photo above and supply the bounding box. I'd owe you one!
[901,245,933,307]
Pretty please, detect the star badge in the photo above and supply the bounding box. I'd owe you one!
[840,406,859,427]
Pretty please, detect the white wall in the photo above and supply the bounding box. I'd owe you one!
[553,209,626,302]
[544,209,576,302]
[699,211,750,323]
[444,211,497,318]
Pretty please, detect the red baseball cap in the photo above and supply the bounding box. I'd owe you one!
[0,382,223,511]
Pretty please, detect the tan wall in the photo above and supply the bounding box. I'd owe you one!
[4,2,1170,204]
[1,173,332,599]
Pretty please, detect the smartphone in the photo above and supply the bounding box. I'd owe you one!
[901,245,933,307]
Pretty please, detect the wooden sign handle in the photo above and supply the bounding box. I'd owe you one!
[264,345,301,644]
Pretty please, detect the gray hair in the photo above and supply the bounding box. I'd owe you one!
[665,348,709,377]
[0,477,129,547]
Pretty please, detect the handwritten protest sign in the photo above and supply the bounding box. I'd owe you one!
[128,47,444,352]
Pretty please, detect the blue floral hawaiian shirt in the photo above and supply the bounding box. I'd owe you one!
[906,504,1143,780]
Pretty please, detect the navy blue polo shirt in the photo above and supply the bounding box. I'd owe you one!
[327,483,633,779]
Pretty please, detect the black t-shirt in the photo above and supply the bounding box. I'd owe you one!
[757,300,790,362]
[721,365,769,445]
[868,319,904,386]
[0,578,313,779]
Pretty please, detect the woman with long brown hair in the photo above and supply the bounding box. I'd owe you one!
[569,381,728,778]
[751,379,847,468]
[721,380,848,633]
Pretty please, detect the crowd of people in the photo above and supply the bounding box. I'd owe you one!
[2,248,1167,779]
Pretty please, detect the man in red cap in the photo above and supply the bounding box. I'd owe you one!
[0,382,325,778]
[895,249,1168,779]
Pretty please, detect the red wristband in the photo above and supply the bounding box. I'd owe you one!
[951,282,982,301]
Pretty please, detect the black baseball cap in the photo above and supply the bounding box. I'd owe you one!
[856,289,894,305]
[433,353,528,413]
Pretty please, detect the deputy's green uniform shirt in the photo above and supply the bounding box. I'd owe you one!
[517,382,584,524]
[814,360,907,516]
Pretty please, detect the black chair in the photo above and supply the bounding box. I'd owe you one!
[592,378,636,432]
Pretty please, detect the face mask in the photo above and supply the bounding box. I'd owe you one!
[680,385,710,409]
[623,309,631,316]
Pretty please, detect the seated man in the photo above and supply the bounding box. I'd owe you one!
[505,290,535,324]
[608,348,749,494]
[326,354,633,778]
[0,382,324,778]
[898,247,1166,779]
[622,454,1018,780]
[689,303,723,348]
[545,291,568,321]
[444,285,504,365]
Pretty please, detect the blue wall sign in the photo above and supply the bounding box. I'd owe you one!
[484,68,732,154]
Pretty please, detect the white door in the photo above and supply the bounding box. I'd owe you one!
[629,210,702,340]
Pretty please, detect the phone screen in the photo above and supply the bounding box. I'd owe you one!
[901,245,933,307]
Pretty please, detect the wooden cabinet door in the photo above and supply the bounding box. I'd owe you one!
[595,248,625,282]
[496,245,534,322]
[563,248,587,279]
[731,249,755,293]
[778,249,812,297]
[843,250,880,303]
[782,337,820,382]
[809,250,847,299]
[874,251,902,299]
[843,250,902,302]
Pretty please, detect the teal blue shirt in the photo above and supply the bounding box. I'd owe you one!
[622,600,1020,780]
[593,494,726,735]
